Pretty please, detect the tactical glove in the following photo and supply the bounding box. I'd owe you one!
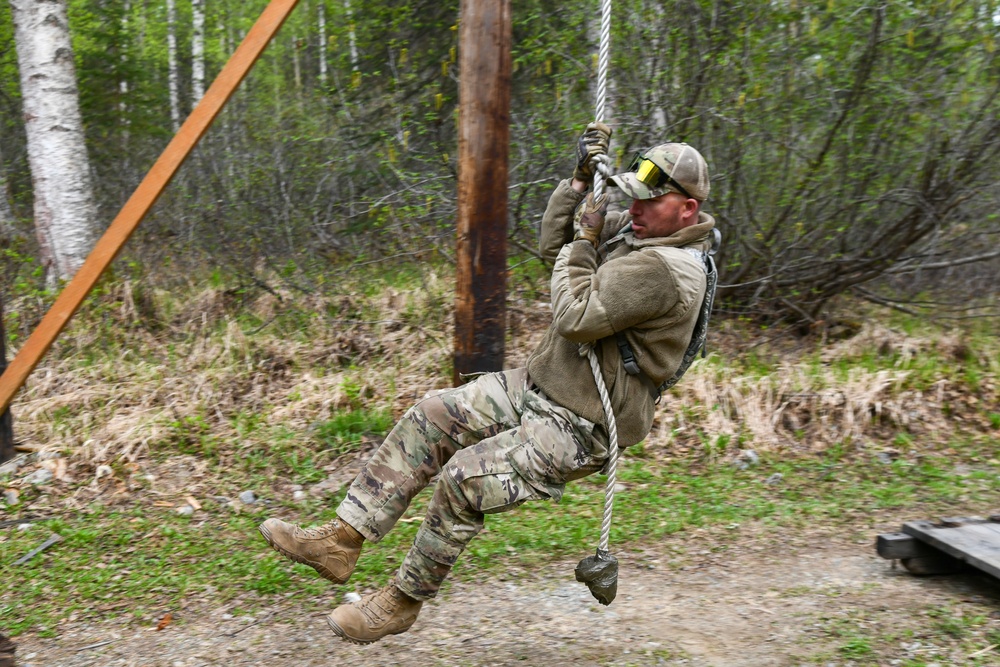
[573,192,609,247]
[573,122,613,184]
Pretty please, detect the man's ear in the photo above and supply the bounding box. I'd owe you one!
[683,198,700,220]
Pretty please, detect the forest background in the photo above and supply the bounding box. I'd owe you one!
[1,0,998,322]
[1,0,1000,663]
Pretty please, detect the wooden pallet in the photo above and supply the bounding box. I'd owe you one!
[876,515,1000,578]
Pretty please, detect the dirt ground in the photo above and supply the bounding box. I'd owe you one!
[13,523,1000,667]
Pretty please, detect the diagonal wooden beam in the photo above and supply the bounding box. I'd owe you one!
[0,0,300,416]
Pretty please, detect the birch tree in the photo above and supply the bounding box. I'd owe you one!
[192,0,205,103]
[167,0,181,131]
[343,0,357,71]
[317,0,327,85]
[10,0,97,282]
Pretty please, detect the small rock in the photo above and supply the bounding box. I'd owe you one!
[175,505,195,516]
[877,448,900,463]
[239,490,257,504]
[0,457,24,476]
[4,489,19,506]
[293,490,307,501]
[343,592,362,603]
[764,473,783,485]
[95,465,114,480]
[17,523,32,531]
[614,483,627,493]
[309,476,345,499]
[25,469,53,486]
[36,451,61,461]
[740,449,760,466]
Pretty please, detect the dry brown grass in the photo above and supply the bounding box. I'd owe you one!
[6,269,997,478]
[649,321,997,457]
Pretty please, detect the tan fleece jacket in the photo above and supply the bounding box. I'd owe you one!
[526,179,716,447]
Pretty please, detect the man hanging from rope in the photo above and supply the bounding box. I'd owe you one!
[258,123,717,645]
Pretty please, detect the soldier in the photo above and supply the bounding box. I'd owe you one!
[259,123,716,645]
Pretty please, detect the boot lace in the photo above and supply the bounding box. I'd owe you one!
[299,520,341,540]
[359,587,402,626]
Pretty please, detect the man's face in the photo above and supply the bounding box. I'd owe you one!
[628,192,699,239]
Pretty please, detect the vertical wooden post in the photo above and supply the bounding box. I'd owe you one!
[453,0,511,386]
[0,292,14,463]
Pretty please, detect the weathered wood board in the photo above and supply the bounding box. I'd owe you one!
[889,516,1000,580]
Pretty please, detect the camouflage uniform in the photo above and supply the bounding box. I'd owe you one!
[336,142,715,603]
[336,367,609,601]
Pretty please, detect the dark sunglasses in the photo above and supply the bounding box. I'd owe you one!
[627,152,693,200]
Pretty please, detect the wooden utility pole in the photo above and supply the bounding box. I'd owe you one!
[453,0,511,385]
[0,292,13,463]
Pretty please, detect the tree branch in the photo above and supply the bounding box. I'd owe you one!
[886,250,1000,274]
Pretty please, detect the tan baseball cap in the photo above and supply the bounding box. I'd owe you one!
[610,142,710,201]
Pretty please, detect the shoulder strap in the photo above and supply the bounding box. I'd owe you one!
[656,245,718,395]
[614,229,722,400]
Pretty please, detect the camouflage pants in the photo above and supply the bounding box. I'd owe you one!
[336,367,609,601]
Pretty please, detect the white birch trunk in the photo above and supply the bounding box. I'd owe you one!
[317,1,327,85]
[292,32,302,88]
[120,0,130,103]
[10,0,98,282]
[120,0,131,137]
[167,0,181,131]
[192,0,205,103]
[344,0,358,70]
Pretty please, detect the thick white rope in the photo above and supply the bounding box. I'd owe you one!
[583,342,618,552]
[585,0,617,555]
[592,0,612,201]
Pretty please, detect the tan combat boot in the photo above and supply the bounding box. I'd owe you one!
[258,517,364,584]
[326,584,423,644]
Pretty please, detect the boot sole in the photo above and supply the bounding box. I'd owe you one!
[326,615,413,645]
[326,617,371,645]
[257,523,349,585]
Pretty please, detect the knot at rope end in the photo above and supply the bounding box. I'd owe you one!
[575,548,619,605]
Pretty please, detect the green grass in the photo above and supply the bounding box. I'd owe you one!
[2,270,998,650]
[4,443,997,637]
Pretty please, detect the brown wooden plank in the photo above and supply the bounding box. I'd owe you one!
[979,522,1000,537]
[902,518,1000,580]
[877,532,932,559]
